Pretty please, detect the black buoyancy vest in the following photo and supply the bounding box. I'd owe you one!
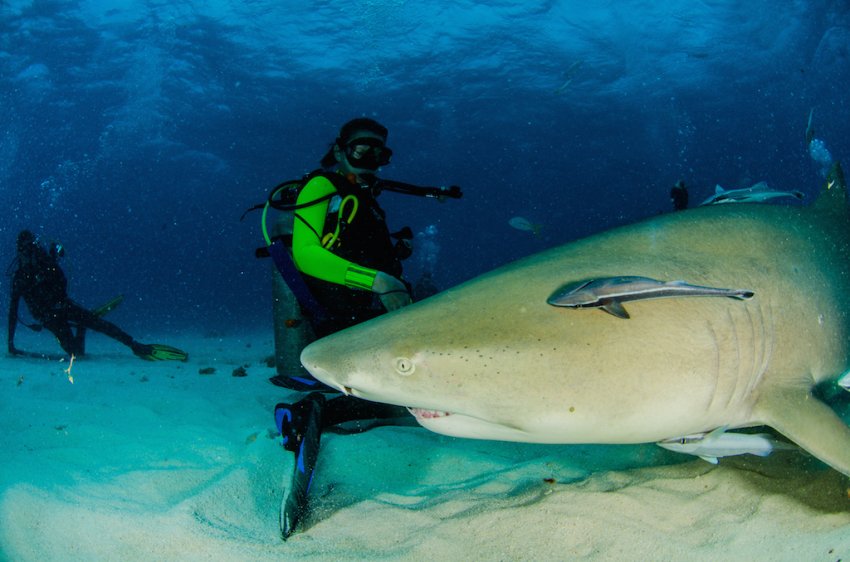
[317,174,402,278]
[16,253,68,315]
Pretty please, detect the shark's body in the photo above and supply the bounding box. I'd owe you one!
[302,165,850,476]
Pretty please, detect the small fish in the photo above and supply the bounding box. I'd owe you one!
[806,107,815,146]
[657,427,796,465]
[547,276,754,319]
[699,182,805,206]
[509,216,543,236]
[553,60,583,95]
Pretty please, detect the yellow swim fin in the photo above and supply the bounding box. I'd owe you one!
[134,343,189,362]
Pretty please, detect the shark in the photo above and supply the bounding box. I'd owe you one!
[301,163,850,477]
[699,181,804,206]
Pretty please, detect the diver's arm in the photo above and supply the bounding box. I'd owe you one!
[293,175,411,309]
[292,176,380,290]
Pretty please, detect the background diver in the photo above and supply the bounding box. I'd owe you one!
[7,229,188,361]
[670,179,688,211]
[266,118,457,539]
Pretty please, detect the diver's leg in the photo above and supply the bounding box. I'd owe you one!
[274,392,325,539]
[61,301,187,361]
[72,325,86,355]
[64,301,138,349]
[321,395,409,429]
[42,313,82,356]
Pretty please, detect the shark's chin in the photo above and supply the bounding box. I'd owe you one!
[407,409,531,442]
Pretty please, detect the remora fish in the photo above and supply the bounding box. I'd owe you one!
[547,276,754,319]
[302,163,850,478]
[699,181,804,206]
[657,427,797,465]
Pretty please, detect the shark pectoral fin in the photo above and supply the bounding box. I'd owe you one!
[699,455,719,465]
[600,299,630,319]
[756,387,850,477]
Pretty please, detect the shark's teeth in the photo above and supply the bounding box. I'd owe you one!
[408,407,451,419]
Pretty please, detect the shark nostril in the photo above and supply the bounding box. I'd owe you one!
[343,386,353,395]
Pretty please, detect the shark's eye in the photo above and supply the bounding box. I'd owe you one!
[394,357,415,376]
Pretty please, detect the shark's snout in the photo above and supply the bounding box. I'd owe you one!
[300,341,349,394]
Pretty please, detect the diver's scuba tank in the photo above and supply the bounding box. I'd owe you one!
[271,215,315,379]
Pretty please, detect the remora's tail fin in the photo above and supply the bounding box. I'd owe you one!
[812,161,847,215]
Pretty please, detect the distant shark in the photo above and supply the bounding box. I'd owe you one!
[302,163,850,477]
[699,181,804,206]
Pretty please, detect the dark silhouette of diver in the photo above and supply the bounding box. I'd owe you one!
[670,180,689,211]
[7,230,187,361]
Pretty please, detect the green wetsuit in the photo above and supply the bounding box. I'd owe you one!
[291,174,378,290]
[291,172,402,335]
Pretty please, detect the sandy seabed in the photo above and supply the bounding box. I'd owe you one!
[1,331,849,561]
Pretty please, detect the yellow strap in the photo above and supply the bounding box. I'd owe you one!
[322,194,359,249]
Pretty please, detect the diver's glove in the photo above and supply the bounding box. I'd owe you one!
[372,271,412,311]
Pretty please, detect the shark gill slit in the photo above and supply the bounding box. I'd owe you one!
[738,301,759,407]
[726,306,745,411]
[706,320,722,412]
[746,296,773,399]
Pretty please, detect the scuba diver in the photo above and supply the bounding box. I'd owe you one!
[262,118,460,539]
[806,108,834,178]
[7,229,188,361]
[670,179,689,211]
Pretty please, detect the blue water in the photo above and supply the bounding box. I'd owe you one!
[2,0,848,336]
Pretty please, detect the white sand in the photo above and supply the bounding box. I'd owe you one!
[1,332,849,561]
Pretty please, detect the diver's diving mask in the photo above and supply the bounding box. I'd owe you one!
[343,137,393,171]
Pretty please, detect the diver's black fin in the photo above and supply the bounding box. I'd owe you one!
[276,393,325,540]
[269,373,335,393]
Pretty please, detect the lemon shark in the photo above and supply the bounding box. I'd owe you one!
[301,163,850,477]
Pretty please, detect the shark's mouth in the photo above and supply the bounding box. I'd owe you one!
[407,407,452,419]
